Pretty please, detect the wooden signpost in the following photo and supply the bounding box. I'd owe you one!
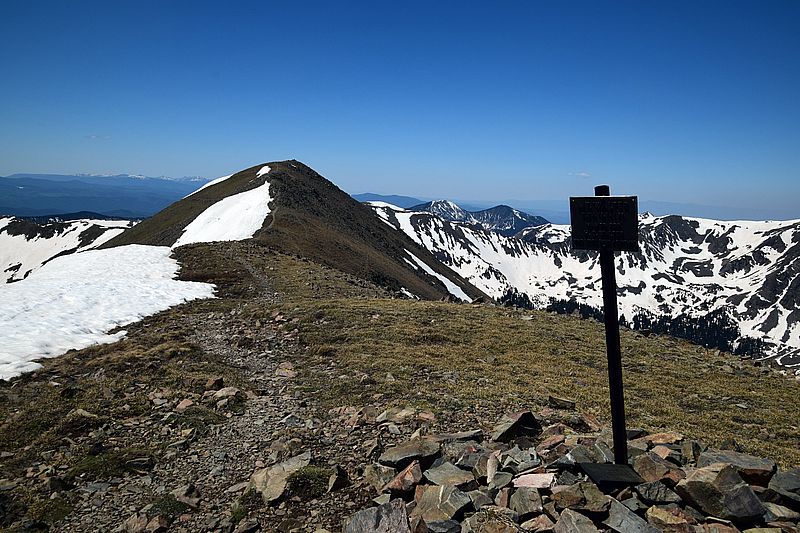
[570,185,639,468]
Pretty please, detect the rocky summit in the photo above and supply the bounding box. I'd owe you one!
[344,409,800,533]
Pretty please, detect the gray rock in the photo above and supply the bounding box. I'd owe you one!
[409,485,471,522]
[468,489,494,510]
[509,487,543,520]
[551,481,610,513]
[674,463,765,524]
[765,468,800,510]
[762,501,800,522]
[343,498,411,533]
[423,461,475,488]
[491,411,542,442]
[697,449,776,486]
[635,480,682,504]
[602,498,660,533]
[489,471,513,491]
[378,438,441,469]
[247,451,311,502]
[553,509,599,533]
[328,465,350,493]
[424,520,461,533]
[364,463,396,493]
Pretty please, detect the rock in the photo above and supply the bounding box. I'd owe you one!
[491,411,542,442]
[343,498,411,533]
[328,465,350,493]
[124,513,148,533]
[170,483,200,508]
[554,509,600,533]
[633,452,686,485]
[383,460,423,494]
[765,468,800,510]
[645,506,692,530]
[247,451,311,502]
[204,376,224,390]
[213,387,243,400]
[698,450,776,486]
[513,473,555,489]
[233,518,261,533]
[378,438,441,469]
[548,396,576,410]
[409,485,471,522]
[175,399,194,412]
[509,487,543,520]
[488,472,513,491]
[520,514,555,532]
[424,520,461,533]
[603,498,660,533]
[465,506,524,532]
[468,489,494,510]
[365,464,397,493]
[629,432,684,448]
[762,501,800,522]
[145,515,170,533]
[551,481,610,513]
[635,480,682,504]
[423,462,475,488]
[427,430,484,443]
[674,463,765,524]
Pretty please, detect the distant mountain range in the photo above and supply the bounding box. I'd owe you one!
[409,200,548,237]
[0,173,211,218]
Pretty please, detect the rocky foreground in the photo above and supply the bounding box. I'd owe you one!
[332,405,800,533]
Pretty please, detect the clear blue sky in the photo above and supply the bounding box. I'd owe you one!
[1,1,799,217]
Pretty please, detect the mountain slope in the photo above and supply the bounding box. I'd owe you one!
[410,199,548,236]
[370,203,800,366]
[1,216,134,282]
[351,193,423,208]
[106,160,485,302]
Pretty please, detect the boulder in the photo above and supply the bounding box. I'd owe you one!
[674,464,765,524]
[247,451,311,503]
[343,498,411,533]
[384,460,423,494]
[553,509,599,533]
[603,498,660,533]
[765,468,800,510]
[410,485,471,522]
[513,473,555,489]
[379,438,441,469]
[509,487,543,520]
[697,450,776,486]
[491,411,542,442]
[423,462,475,488]
[551,481,610,513]
[635,480,682,504]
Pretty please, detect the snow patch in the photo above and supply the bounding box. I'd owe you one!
[405,249,470,302]
[256,165,271,177]
[174,181,272,247]
[0,245,215,379]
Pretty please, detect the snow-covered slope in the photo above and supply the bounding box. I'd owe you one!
[0,245,214,379]
[1,216,134,283]
[409,200,548,237]
[371,203,800,367]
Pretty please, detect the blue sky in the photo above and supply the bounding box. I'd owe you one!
[1,1,799,218]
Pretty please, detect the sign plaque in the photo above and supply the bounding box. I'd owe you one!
[569,185,639,466]
[570,195,639,252]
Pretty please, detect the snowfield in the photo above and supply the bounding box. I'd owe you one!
[1,217,131,283]
[173,181,272,247]
[0,245,215,380]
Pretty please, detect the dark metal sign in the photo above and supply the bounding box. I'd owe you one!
[570,195,639,252]
[569,185,639,466]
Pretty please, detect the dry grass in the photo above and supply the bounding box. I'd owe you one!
[289,297,800,467]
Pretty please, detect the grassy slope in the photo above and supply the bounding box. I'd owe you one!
[1,241,797,510]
